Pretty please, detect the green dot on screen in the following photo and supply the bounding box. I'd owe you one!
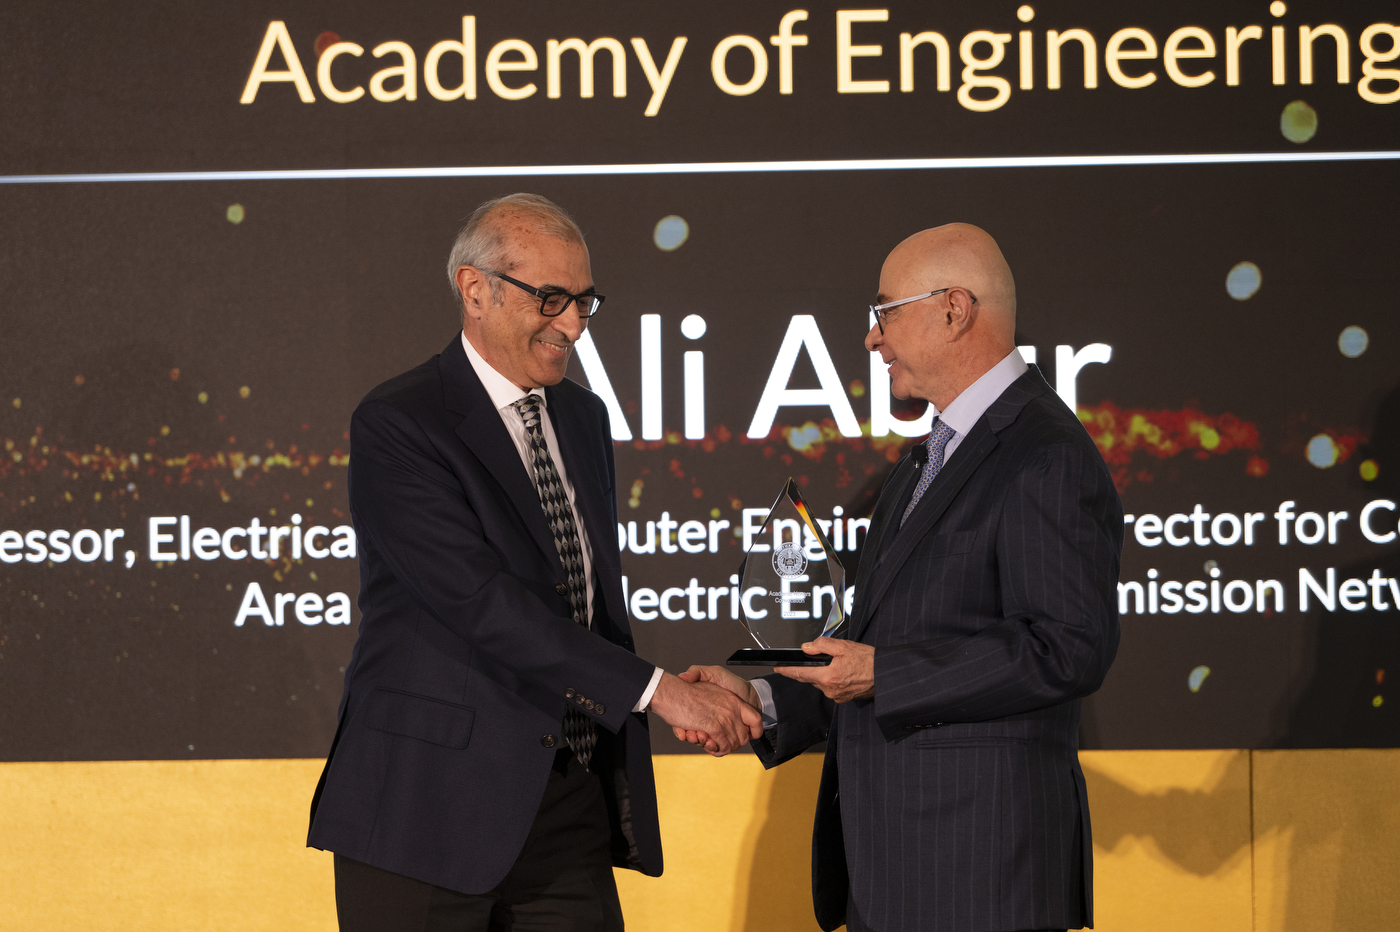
[1226,262,1261,300]
[653,215,689,251]
[1281,101,1317,144]
[227,204,245,225]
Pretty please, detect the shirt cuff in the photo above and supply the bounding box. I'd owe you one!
[633,666,665,713]
[750,678,779,727]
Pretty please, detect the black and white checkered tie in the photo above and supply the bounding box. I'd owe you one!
[513,395,597,770]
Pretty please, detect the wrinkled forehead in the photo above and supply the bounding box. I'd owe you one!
[505,229,592,285]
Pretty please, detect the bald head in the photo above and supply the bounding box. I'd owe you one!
[868,223,1020,409]
[887,223,1016,336]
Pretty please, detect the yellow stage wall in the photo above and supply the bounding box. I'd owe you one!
[2,750,1396,931]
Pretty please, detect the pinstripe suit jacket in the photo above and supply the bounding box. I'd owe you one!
[756,366,1122,932]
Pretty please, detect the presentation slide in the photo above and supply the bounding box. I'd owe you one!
[1,0,1396,760]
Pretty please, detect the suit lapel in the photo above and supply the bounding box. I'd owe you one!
[846,456,917,632]
[848,366,1052,641]
[851,423,998,641]
[439,337,561,569]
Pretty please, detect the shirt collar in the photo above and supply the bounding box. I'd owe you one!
[934,348,1029,438]
[461,331,546,413]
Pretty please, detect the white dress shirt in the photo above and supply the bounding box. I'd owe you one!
[461,332,663,712]
[750,348,1031,723]
[934,348,1029,464]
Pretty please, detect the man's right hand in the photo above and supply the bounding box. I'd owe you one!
[646,672,763,755]
[672,666,763,754]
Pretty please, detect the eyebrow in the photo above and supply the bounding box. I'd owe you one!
[874,293,890,304]
[538,282,596,295]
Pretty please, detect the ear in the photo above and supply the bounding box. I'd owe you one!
[943,287,978,341]
[455,266,493,324]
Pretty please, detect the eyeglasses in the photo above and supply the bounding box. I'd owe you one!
[868,287,975,334]
[489,271,605,318]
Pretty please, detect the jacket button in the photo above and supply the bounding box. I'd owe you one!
[555,583,568,595]
[576,696,586,705]
[585,699,595,710]
[541,734,556,748]
[595,703,605,715]
[565,688,576,698]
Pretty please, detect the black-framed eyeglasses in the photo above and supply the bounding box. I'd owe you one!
[489,271,605,318]
[868,287,975,334]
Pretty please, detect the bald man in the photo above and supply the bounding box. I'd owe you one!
[682,224,1123,932]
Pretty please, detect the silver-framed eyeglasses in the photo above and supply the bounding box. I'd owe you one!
[869,287,975,334]
[489,271,605,318]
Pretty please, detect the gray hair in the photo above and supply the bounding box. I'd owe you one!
[446,193,586,308]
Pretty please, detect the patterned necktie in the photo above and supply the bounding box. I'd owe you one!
[900,418,957,526]
[512,395,597,770]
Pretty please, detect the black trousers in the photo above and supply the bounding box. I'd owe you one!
[335,751,623,932]
[845,894,1066,932]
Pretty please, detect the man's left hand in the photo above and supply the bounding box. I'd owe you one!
[774,638,875,703]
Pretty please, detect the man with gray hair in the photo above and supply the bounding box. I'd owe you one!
[309,193,761,931]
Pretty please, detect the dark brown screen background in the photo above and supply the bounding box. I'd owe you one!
[1,0,1397,760]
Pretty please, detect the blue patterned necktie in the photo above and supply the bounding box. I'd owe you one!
[900,418,957,526]
[512,395,596,770]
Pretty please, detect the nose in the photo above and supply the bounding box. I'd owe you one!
[553,307,587,343]
[864,322,882,352]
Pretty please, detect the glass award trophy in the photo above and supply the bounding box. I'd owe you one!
[728,479,847,666]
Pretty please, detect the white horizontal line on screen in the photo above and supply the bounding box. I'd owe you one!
[1,150,1398,184]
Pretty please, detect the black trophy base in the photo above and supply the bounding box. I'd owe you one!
[727,648,833,666]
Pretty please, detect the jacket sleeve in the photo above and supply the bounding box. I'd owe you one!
[872,440,1123,739]
[349,397,654,734]
[751,674,834,768]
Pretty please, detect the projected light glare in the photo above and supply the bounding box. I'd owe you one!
[1338,325,1369,357]
[1360,459,1380,481]
[315,31,342,57]
[680,314,706,339]
[1189,665,1211,692]
[226,204,245,224]
[1281,101,1318,144]
[682,315,706,439]
[653,214,689,251]
[1226,261,1262,300]
[1306,433,1339,468]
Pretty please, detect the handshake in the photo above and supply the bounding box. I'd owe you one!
[646,665,763,756]
[646,637,878,756]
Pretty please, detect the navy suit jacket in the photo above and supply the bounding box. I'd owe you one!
[757,367,1123,932]
[307,335,662,893]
